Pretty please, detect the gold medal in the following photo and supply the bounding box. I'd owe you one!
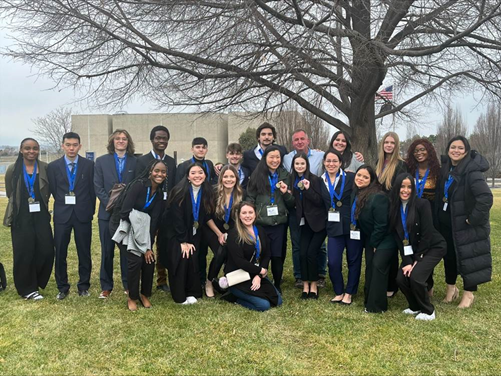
[223,223,230,231]
[329,207,336,212]
[336,201,342,207]
[275,182,281,189]
[28,197,35,204]
[297,181,304,190]
[403,239,409,246]
[193,221,199,229]
[350,224,356,231]
[69,191,75,196]
[443,197,447,203]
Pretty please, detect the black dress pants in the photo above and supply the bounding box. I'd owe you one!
[364,247,395,313]
[126,250,154,301]
[299,222,326,282]
[169,250,203,303]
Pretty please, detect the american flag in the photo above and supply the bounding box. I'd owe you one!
[375,85,393,100]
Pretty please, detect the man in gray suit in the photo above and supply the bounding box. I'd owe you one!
[94,129,137,298]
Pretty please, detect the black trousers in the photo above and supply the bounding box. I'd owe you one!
[396,246,446,315]
[438,222,477,291]
[364,247,396,313]
[54,212,92,292]
[11,213,54,297]
[169,250,203,303]
[202,225,227,282]
[299,222,326,282]
[126,250,154,300]
[387,252,399,293]
[263,224,287,290]
[99,219,128,291]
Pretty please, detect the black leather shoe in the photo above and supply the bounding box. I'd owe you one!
[301,292,309,300]
[56,290,69,300]
[156,284,170,293]
[308,292,318,300]
[78,289,90,297]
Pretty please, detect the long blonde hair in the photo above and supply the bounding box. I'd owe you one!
[375,131,403,191]
[234,201,257,246]
[215,165,244,220]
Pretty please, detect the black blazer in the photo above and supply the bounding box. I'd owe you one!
[241,144,288,172]
[320,171,355,237]
[94,153,137,221]
[293,174,326,232]
[175,158,218,185]
[393,198,446,267]
[47,155,96,224]
[135,152,177,194]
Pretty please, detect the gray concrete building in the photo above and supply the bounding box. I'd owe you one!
[72,112,277,162]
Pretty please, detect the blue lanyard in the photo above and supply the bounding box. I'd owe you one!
[350,197,357,228]
[143,187,157,210]
[415,167,430,198]
[328,170,345,208]
[268,172,278,204]
[238,167,244,184]
[294,176,304,199]
[22,160,37,200]
[444,174,454,201]
[191,157,210,181]
[253,225,261,262]
[224,192,234,224]
[114,153,126,183]
[400,204,409,241]
[189,186,202,223]
[66,161,78,192]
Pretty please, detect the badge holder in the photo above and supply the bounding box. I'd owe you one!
[404,245,414,256]
[349,224,360,240]
[328,208,340,222]
[267,205,279,216]
[29,200,41,213]
[65,192,76,205]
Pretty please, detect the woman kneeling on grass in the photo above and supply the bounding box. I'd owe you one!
[223,201,282,312]
[389,173,446,320]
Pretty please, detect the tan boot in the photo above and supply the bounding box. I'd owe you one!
[442,284,459,303]
[458,291,475,309]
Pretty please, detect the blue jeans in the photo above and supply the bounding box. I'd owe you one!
[229,285,283,312]
[290,211,327,279]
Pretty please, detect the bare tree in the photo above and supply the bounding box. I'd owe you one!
[435,104,469,156]
[1,1,500,163]
[470,103,501,187]
[30,107,72,154]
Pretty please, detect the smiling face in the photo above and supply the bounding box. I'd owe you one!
[332,133,347,153]
[258,128,274,148]
[399,178,412,201]
[150,162,167,185]
[383,135,396,155]
[152,130,169,152]
[113,132,128,153]
[20,139,40,162]
[226,150,242,166]
[221,169,237,190]
[192,144,208,160]
[62,138,81,159]
[323,152,341,175]
[265,150,281,171]
[448,140,467,165]
[293,157,307,176]
[413,144,428,163]
[355,168,371,189]
[239,204,256,227]
[188,165,206,187]
[292,131,309,154]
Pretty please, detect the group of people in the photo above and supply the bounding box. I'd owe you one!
[4,122,493,318]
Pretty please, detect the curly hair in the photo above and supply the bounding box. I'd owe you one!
[405,138,440,182]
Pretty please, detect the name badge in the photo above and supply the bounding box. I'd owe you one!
[299,217,305,226]
[443,202,448,211]
[404,245,414,256]
[65,195,76,205]
[350,230,360,240]
[328,211,340,222]
[266,205,279,216]
[193,227,197,236]
[29,202,41,213]
[163,192,168,200]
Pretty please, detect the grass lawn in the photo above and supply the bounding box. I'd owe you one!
[0,192,500,375]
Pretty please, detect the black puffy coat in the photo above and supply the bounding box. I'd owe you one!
[435,150,493,287]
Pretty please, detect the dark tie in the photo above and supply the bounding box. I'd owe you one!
[70,162,75,174]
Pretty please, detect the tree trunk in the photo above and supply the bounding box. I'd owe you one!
[350,98,378,166]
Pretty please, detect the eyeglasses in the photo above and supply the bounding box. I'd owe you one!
[413,148,426,154]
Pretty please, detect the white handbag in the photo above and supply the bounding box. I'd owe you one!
[225,269,251,287]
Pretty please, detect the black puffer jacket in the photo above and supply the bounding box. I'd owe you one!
[435,150,493,287]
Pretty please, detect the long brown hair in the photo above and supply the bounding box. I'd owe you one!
[234,201,257,246]
[354,165,381,219]
[375,131,403,191]
[106,129,135,155]
[215,165,244,220]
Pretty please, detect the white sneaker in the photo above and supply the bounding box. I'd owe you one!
[403,308,420,315]
[24,291,43,300]
[415,311,436,321]
[186,296,198,304]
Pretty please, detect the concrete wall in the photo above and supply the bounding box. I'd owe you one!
[72,114,113,158]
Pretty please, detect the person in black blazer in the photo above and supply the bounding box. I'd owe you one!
[241,122,288,172]
[94,129,137,298]
[389,173,446,320]
[159,162,215,304]
[47,132,96,299]
[320,149,361,305]
[135,125,176,293]
[175,137,218,185]
[290,153,326,299]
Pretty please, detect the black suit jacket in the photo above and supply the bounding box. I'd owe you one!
[135,152,177,195]
[241,144,288,172]
[293,174,326,232]
[47,155,96,224]
[94,153,137,221]
[393,198,446,267]
[175,158,218,185]
[320,171,355,237]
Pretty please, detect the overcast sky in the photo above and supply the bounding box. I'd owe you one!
[0,27,487,148]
